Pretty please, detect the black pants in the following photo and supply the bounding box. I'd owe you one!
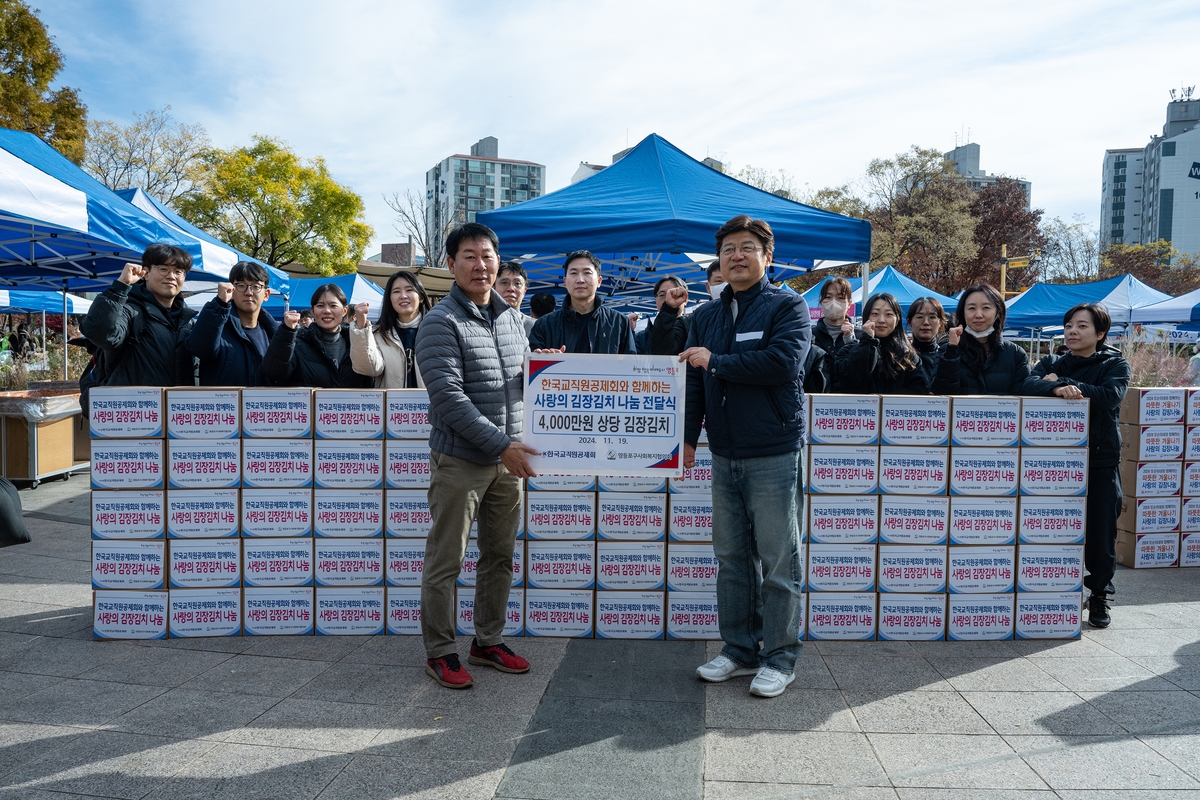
[1084,464,1121,598]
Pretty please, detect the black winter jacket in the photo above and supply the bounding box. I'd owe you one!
[833,337,930,395]
[1020,345,1131,468]
[913,336,946,392]
[79,280,197,409]
[813,321,867,389]
[260,324,373,389]
[636,303,693,356]
[935,339,1031,395]
[185,299,280,387]
[684,277,811,459]
[529,297,636,354]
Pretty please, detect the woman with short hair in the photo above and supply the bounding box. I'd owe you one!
[261,284,373,388]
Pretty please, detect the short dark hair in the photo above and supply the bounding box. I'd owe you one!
[714,214,774,256]
[498,261,527,282]
[563,250,601,275]
[310,283,349,309]
[705,259,721,282]
[228,261,269,286]
[1063,302,1112,342]
[819,277,853,303]
[529,292,556,317]
[142,243,192,272]
[653,276,686,295]
[298,309,314,321]
[906,296,947,330]
[444,222,499,260]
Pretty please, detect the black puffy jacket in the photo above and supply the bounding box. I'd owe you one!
[813,321,867,389]
[833,337,930,395]
[936,339,1031,395]
[185,298,280,387]
[636,303,693,356]
[1021,345,1131,467]
[261,324,373,389]
[528,296,636,354]
[684,277,811,459]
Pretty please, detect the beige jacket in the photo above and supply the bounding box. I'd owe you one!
[349,323,425,389]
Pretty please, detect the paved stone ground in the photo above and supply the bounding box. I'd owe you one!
[1,476,1199,799]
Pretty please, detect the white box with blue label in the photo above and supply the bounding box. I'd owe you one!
[808,445,879,494]
[595,590,664,639]
[666,543,719,591]
[808,495,877,543]
[597,492,666,540]
[93,590,167,639]
[241,388,312,438]
[668,494,713,543]
[314,489,383,537]
[313,538,384,586]
[949,496,1017,545]
[878,495,948,544]
[385,489,432,537]
[807,591,877,640]
[91,439,164,490]
[525,492,595,540]
[166,489,238,538]
[880,395,950,446]
[167,440,240,489]
[948,448,1019,496]
[807,543,876,592]
[877,545,947,592]
[1019,448,1088,495]
[1020,398,1088,447]
[457,587,524,637]
[89,387,163,438]
[1016,544,1084,592]
[947,593,1014,640]
[242,538,313,587]
[525,588,593,637]
[165,388,240,439]
[596,541,665,590]
[385,439,432,489]
[168,538,241,589]
[877,593,946,641]
[91,490,164,539]
[168,587,241,637]
[1014,591,1081,639]
[91,540,165,589]
[948,545,1015,593]
[243,586,313,635]
[241,439,312,488]
[385,538,426,587]
[314,440,383,489]
[808,394,880,445]
[314,389,384,438]
[666,591,720,639]
[1018,496,1086,543]
[386,389,431,438]
[386,586,422,634]
[951,396,1020,447]
[315,586,384,635]
[1121,388,1185,425]
[879,446,948,495]
[241,489,312,537]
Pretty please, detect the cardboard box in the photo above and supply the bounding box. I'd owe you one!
[90,439,164,490]
[947,593,1015,640]
[668,446,712,493]
[243,586,313,635]
[168,538,241,589]
[1121,388,1186,425]
[948,448,1019,496]
[1189,389,1200,425]
[1014,591,1082,639]
[314,440,384,489]
[948,545,1016,593]
[596,541,665,590]
[808,495,878,543]
[1020,397,1089,447]
[1185,462,1200,497]
[89,387,163,438]
[951,396,1021,447]
[93,590,167,639]
[807,592,877,640]
[665,543,719,592]
[877,545,947,592]
[949,496,1017,545]
[1016,544,1084,592]
[1183,497,1200,533]
[385,538,426,587]
[385,489,433,538]
[665,591,720,639]
[457,540,524,588]
[1181,531,1200,567]
[525,492,595,540]
[166,489,238,538]
[242,537,313,587]
[1187,427,1200,461]
[1019,448,1088,496]
[386,389,431,439]
[1118,497,1181,534]
[603,475,669,493]
[386,586,421,634]
[165,388,239,439]
[878,495,949,544]
[528,474,597,492]
[384,439,432,489]
[90,490,164,539]
[241,439,313,488]
[1119,459,1183,497]
[1116,531,1180,568]
[241,388,313,438]
[879,446,948,495]
[595,590,665,638]
[91,540,165,589]
[456,587,524,637]
[808,445,879,494]
[1018,496,1086,544]
[526,540,595,589]
[1122,424,1185,461]
[596,493,666,540]
[525,588,593,637]
[667,494,713,543]
[808,394,880,445]
[313,489,383,537]
[166,440,240,489]
[168,587,241,637]
[807,543,876,592]
[314,389,385,439]
[315,586,385,634]
[877,593,946,641]
[241,489,312,538]
[880,395,950,446]
[313,538,384,586]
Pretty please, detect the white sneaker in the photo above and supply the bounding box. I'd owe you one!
[749,666,795,697]
[696,655,758,683]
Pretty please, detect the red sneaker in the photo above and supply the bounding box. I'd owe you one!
[426,653,474,689]
[468,639,530,674]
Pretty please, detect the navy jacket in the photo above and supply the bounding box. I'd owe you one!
[936,339,1031,395]
[185,299,280,386]
[528,296,636,354]
[684,277,811,460]
[636,304,693,356]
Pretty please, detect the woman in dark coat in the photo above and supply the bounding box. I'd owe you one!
[261,284,373,389]
[834,293,929,395]
[907,296,948,387]
[935,283,1030,395]
[1021,302,1131,630]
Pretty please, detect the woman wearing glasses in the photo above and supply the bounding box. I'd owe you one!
[262,283,373,389]
[906,296,949,391]
[349,270,431,388]
[186,261,280,386]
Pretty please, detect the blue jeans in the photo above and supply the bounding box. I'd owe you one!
[710,449,805,673]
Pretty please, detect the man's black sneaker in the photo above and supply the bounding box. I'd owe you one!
[1088,594,1111,629]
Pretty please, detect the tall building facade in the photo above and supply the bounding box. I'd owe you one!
[943,143,1032,206]
[425,136,545,234]
[1099,148,1145,247]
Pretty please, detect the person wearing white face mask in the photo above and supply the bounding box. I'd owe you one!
[704,259,727,302]
[936,283,1030,395]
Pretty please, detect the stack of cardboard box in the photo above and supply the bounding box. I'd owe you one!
[1118,389,1185,568]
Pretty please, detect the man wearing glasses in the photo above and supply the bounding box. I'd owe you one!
[186,261,279,386]
[80,243,199,408]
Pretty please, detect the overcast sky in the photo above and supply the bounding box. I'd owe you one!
[39,0,1200,256]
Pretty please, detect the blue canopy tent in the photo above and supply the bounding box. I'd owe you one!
[1004,275,1170,329]
[1130,285,1200,325]
[801,266,958,322]
[186,273,383,321]
[476,134,871,314]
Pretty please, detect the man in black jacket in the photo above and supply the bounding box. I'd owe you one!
[186,261,279,386]
[80,243,198,409]
[528,251,635,354]
[635,275,692,356]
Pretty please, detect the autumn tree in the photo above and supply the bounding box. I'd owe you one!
[1099,240,1200,296]
[175,136,373,275]
[733,165,798,198]
[384,188,461,271]
[966,177,1046,290]
[84,107,210,205]
[1039,215,1099,284]
[0,0,86,163]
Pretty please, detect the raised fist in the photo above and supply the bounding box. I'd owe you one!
[664,285,688,309]
[862,319,876,338]
[283,310,301,329]
[354,302,370,329]
[840,320,855,339]
[118,262,148,286]
[948,325,963,346]
[216,282,234,303]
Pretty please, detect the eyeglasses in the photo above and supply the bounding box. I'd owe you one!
[234,283,266,294]
[152,264,187,278]
[719,244,763,257]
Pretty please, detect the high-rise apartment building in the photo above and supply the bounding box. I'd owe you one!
[943,143,1032,206]
[425,136,545,233]
[1099,149,1144,247]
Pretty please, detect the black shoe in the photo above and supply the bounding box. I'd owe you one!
[1088,594,1111,628]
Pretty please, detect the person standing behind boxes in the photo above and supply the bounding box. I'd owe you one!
[936,283,1030,395]
[833,293,929,394]
[907,296,949,385]
[414,222,536,689]
[185,261,279,386]
[680,215,811,698]
[79,243,198,409]
[261,284,372,388]
[528,250,636,354]
[634,275,692,356]
[349,270,431,388]
[1021,302,1130,628]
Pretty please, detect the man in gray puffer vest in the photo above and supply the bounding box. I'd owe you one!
[414,222,538,689]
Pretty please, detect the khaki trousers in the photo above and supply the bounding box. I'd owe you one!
[421,450,522,659]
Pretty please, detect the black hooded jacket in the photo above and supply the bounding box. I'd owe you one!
[833,337,931,395]
[935,339,1030,396]
[261,324,373,389]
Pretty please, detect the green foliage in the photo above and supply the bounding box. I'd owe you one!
[175,136,373,275]
[0,0,87,163]
[798,184,869,218]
